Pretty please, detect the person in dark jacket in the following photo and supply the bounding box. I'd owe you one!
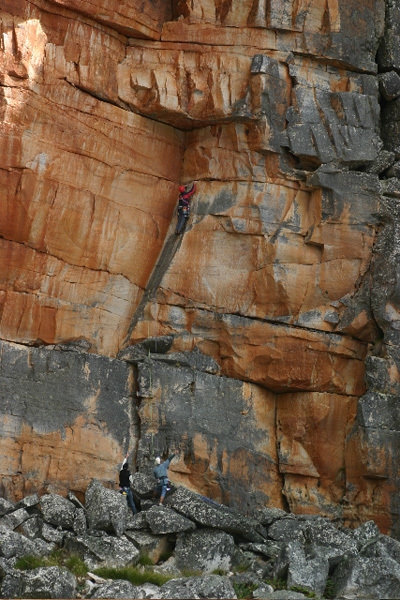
[119,456,137,514]
[175,182,196,234]
[153,453,176,505]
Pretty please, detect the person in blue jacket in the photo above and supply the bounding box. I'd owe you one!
[153,453,176,505]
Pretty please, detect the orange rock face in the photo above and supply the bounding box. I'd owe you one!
[1,0,400,533]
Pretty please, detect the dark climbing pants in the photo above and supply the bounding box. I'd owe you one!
[122,487,137,514]
[176,211,188,234]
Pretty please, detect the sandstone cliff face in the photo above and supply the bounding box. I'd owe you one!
[0,0,399,534]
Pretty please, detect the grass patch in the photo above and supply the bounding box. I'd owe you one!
[93,566,172,587]
[233,582,258,599]
[138,554,154,567]
[15,549,87,578]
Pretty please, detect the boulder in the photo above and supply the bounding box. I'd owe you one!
[0,530,39,559]
[40,494,76,529]
[16,515,43,541]
[145,505,196,534]
[41,523,65,545]
[0,498,15,517]
[175,528,236,574]
[1,566,76,599]
[64,532,140,570]
[333,555,400,599]
[130,473,156,498]
[85,479,129,536]
[159,574,237,599]
[170,488,267,542]
[273,540,329,597]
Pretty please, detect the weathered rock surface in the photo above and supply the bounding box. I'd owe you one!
[0,0,400,537]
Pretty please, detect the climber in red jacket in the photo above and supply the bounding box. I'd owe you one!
[175,181,196,234]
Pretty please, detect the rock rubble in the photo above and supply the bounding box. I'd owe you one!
[1,482,400,599]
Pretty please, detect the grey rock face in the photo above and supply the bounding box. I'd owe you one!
[159,574,237,599]
[145,505,196,535]
[40,494,76,529]
[85,479,129,536]
[175,528,235,574]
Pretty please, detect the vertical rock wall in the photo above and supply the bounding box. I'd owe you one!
[1,0,400,533]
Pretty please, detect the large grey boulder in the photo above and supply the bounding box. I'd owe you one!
[159,574,237,599]
[170,488,267,542]
[40,494,76,529]
[1,566,76,599]
[130,473,156,498]
[268,518,307,544]
[0,530,39,559]
[64,532,140,569]
[85,479,129,536]
[273,540,329,597]
[333,555,400,599]
[175,528,236,574]
[252,507,288,526]
[86,579,142,598]
[145,505,196,534]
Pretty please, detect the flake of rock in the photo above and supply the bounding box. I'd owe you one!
[64,532,140,570]
[0,498,15,517]
[333,555,400,599]
[86,579,141,598]
[305,519,358,560]
[15,494,40,510]
[85,479,129,536]
[0,508,31,531]
[175,528,236,574]
[170,488,267,542]
[40,494,76,529]
[125,529,170,564]
[145,505,196,534]
[159,574,237,599]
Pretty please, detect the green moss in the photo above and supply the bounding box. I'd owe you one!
[92,566,173,587]
[15,550,87,578]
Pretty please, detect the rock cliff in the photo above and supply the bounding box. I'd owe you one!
[1,0,400,535]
